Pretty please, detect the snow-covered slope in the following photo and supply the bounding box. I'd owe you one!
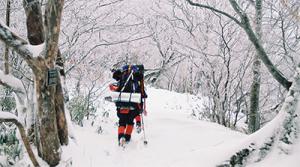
[12,87,300,167]
[59,87,246,167]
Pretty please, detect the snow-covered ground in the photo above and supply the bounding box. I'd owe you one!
[59,88,247,167]
[10,87,300,167]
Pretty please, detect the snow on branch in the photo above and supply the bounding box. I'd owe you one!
[0,111,19,120]
[0,70,25,94]
[186,0,242,26]
[0,21,33,62]
[186,0,292,90]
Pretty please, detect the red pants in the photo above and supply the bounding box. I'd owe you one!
[117,108,140,142]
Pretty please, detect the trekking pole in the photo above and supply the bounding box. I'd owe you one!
[141,113,148,145]
[141,98,148,145]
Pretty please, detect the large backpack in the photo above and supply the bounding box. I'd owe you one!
[110,64,147,106]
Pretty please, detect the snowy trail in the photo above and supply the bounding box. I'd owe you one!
[62,88,246,167]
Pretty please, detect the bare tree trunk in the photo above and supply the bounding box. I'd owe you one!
[4,0,10,74]
[55,50,68,145]
[22,0,67,165]
[249,0,262,133]
[55,55,69,145]
[24,0,68,144]
[23,0,45,149]
[35,70,61,166]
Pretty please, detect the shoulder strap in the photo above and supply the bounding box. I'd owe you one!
[120,70,133,92]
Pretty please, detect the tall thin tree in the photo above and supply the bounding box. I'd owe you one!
[249,0,262,133]
[4,0,10,74]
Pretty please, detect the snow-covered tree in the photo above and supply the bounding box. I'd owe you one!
[185,0,300,165]
[0,0,68,166]
[248,0,263,133]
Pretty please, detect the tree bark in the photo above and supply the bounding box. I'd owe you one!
[4,0,10,74]
[249,0,262,133]
[23,0,44,45]
[34,68,61,166]
[23,0,68,151]
[43,0,68,148]
[34,0,66,164]
[56,84,69,145]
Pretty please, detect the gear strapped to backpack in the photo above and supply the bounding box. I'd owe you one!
[110,64,147,108]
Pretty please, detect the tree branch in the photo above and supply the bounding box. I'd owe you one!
[0,21,33,62]
[186,0,242,26]
[65,33,153,74]
[228,0,292,89]
[185,0,292,89]
[0,70,25,94]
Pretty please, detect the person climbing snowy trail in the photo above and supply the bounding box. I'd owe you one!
[59,88,246,167]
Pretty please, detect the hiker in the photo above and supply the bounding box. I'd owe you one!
[110,64,147,146]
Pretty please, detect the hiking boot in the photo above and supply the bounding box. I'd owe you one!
[119,137,126,147]
[136,122,142,134]
[136,126,142,134]
[124,134,131,142]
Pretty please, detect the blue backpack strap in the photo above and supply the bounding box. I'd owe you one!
[131,65,138,73]
[122,65,129,71]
